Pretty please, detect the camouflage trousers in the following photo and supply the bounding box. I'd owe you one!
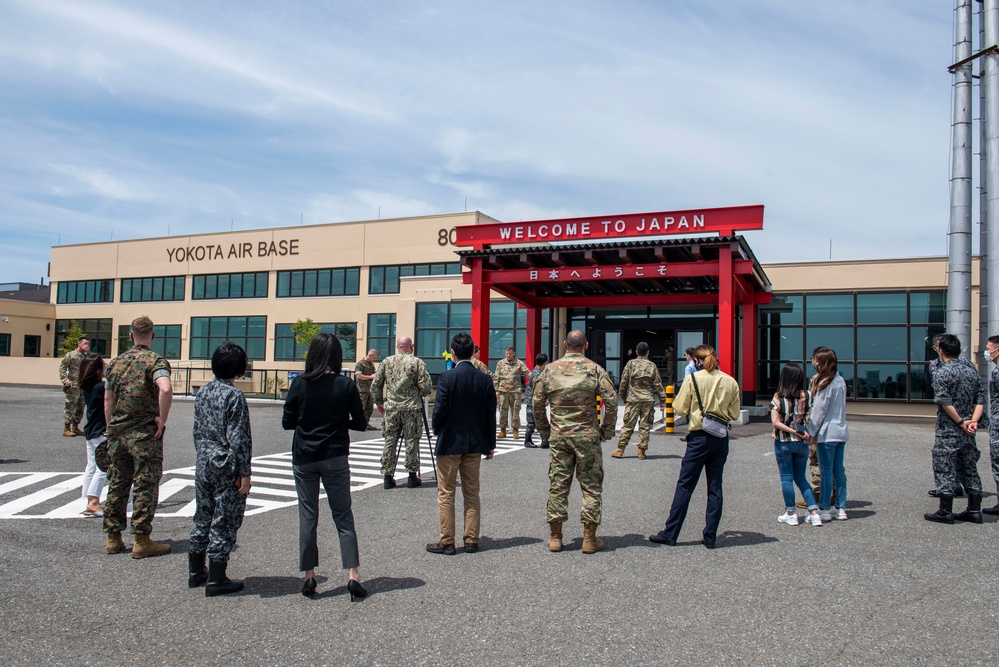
[189,460,247,562]
[808,443,820,491]
[63,386,84,427]
[526,402,536,430]
[381,407,423,475]
[499,392,522,431]
[990,436,999,491]
[547,436,603,525]
[932,434,982,495]
[103,432,163,535]
[618,401,655,450]
[359,392,374,425]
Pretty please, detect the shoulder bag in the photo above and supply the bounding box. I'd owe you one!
[691,376,729,438]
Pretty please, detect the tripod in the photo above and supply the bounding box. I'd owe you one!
[418,398,438,484]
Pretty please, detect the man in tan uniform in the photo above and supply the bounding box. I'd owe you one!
[59,336,90,436]
[493,347,529,439]
[612,341,665,460]
[354,349,379,430]
[471,345,492,376]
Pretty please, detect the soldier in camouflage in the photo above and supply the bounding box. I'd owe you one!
[189,342,253,596]
[59,336,90,437]
[611,341,665,460]
[102,316,174,558]
[523,353,549,448]
[354,349,379,430]
[983,336,999,515]
[926,334,975,498]
[925,334,985,524]
[533,330,618,554]
[471,345,493,377]
[493,347,530,439]
[372,336,432,489]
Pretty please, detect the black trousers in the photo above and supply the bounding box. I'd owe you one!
[661,430,729,542]
[294,455,359,571]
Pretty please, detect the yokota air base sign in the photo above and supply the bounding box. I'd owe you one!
[454,204,763,248]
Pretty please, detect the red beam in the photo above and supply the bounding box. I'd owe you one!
[454,205,765,247]
[535,293,720,309]
[472,260,754,284]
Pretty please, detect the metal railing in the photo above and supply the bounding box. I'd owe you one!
[173,368,355,398]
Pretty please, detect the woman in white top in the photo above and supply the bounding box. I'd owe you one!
[806,347,850,522]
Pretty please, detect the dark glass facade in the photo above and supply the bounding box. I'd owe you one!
[117,324,182,359]
[121,276,186,302]
[190,316,267,360]
[192,272,268,300]
[57,280,114,304]
[368,263,461,294]
[276,268,360,298]
[55,318,113,356]
[366,313,396,359]
[274,323,357,361]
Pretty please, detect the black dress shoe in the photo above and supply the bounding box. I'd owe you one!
[426,541,456,555]
[301,576,317,598]
[701,538,717,549]
[982,504,999,515]
[464,542,479,553]
[648,533,676,545]
[347,579,368,601]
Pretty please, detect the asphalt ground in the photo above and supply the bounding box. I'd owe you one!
[1,386,998,666]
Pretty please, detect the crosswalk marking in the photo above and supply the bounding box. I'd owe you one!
[0,437,526,520]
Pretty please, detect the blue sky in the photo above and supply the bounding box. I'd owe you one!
[0,1,955,283]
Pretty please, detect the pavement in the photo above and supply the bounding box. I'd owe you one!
[1,386,998,666]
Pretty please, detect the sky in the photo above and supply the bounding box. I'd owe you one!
[0,0,958,283]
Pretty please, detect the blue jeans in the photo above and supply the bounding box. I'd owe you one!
[817,441,847,510]
[775,439,817,512]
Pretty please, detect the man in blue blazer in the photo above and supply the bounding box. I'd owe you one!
[427,332,497,555]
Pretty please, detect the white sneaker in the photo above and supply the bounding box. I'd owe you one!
[778,512,799,526]
[804,513,823,526]
[819,510,832,522]
[835,508,848,521]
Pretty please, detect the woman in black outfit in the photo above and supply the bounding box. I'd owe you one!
[79,354,107,517]
[282,333,368,600]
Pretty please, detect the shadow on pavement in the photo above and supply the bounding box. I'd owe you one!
[0,459,28,464]
[310,575,426,600]
[242,575,316,598]
[478,535,543,551]
[714,530,779,548]
[600,533,659,552]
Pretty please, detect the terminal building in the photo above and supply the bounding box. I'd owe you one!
[0,208,959,416]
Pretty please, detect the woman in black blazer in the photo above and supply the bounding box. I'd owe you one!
[282,333,368,600]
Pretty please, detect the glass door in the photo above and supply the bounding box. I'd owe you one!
[675,330,706,385]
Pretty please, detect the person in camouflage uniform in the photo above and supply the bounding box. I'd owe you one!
[985,336,999,516]
[471,345,493,377]
[611,341,665,460]
[523,353,549,448]
[189,342,253,597]
[59,336,90,437]
[926,334,975,498]
[102,316,174,558]
[533,330,618,554]
[372,335,432,489]
[354,349,379,430]
[493,347,530,439]
[925,334,985,524]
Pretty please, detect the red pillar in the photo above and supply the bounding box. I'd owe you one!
[470,257,491,367]
[525,307,542,369]
[717,245,735,375]
[741,299,757,405]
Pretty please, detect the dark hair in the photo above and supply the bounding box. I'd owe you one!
[937,333,961,358]
[302,333,343,381]
[78,336,90,343]
[473,345,481,353]
[636,342,649,356]
[535,353,548,366]
[505,346,515,353]
[776,363,805,400]
[810,348,838,393]
[685,347,697,357]
[450,332,474,360]
[212,342,247,379]
[988,335,999,346]
[78,353,104,392]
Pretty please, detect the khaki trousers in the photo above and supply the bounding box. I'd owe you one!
[436,454,482,545]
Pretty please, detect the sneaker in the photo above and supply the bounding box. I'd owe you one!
[835,508,848,521]
[777,512,799,526]
[804,513,823,526]
[819,510,832,522]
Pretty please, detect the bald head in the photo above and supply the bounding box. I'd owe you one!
[564,329,587,352]
[396,336,413,353]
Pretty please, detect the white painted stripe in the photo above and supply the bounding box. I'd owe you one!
[157,478,194,502]
[0,473,63,496]
[0,475,83,516]
[245,486,299,498]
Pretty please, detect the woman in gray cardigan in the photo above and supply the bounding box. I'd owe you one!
[807,347,850,522]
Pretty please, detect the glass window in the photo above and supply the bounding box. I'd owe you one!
[193,273,268,299]
[369,267,385,294]
[759,326,803,361]
[491,302,515,329]
[190,316,267,360]
[910,292,947,323]
[910,364,935,400]
[417,329,448,358]
[857,327,907,361]
[385,266,400,293]
[0,333,10,356]
[805,294,854,325]
[55,319,113,357]
[346,268,359,294]
[56,280,114,304]
[805,327,854,361]
[23,335,41,357]
[121,276,186,303]
[910,325,946,362]
[857,293,906,324]
[367,313,396,359]
[856,364,908,399]
[417,303,448,328]
[118,324,181,358]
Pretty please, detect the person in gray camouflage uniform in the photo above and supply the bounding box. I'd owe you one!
[533,330,618,554]
[927,334,975,498]
[354,349,379,430]
[103,316,173,558]
[189,342,253,597]
[59,336,90,437]
[611,341,665,460]
[925,334,985,524]
[523,353,549,448]
[372,336,432,489]
[983,335,999,515]
[494,347,530,439]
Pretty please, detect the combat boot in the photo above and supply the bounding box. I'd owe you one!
[205,559,244,597]
[513,428,519,439]
[383,475,396,489]
[637,448,647,460]
[188,551,208,587]
[924,494,956,524]
[954,491,984,524]
[63,425,76,437]
[548,521,563,552]
[407,472,421,488]
[132,533,172,559]
[610,445,625,459]
[582,522,605,554]
[540,438,550,449]
[72,424,84,436]
[106,530,124,554]
[499,429,507,439]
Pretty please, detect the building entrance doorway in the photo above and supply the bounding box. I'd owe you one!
[586,318,713,388]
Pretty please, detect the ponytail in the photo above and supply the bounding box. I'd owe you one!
[695,345,718,373]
